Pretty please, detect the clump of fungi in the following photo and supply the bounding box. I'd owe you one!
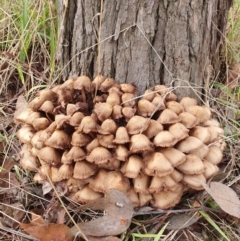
[15,75,226,209]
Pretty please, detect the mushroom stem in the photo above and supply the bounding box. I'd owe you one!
[82,88,86,103]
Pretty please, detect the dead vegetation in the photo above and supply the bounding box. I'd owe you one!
[0,1,240,241]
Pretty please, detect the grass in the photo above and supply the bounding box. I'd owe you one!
[0,0,240,241]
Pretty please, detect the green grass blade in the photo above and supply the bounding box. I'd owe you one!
[199,211,230,241]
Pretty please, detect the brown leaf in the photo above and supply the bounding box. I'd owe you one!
[20,223,72,241]
[68,189,133,238]
[166,213,199,230]
[201,181,240,218]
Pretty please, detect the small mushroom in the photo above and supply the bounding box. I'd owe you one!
[133,175,150,194]
[121,155,144,178]
[58,164,74,180]
[129,134,154,153]
[178,112,198,128]
[45,130,71,150]
[151,184,184,209]
[120,83,136,93]
[32,118,50,131]
[190,126,210,143]
[176,136,204,153]
[106,92,121,106]
[126,115,150,135]
[203,160,219,179]
[115,144,129,161]
[99,78,117,92]
[86,147,113,164]
[204,145,223,164]
[73,76,92,103]
[17,125,35,144]
[39,100,55,114]
[186,106,211,124]
[127,188,140,207]
[153,131,177,147]
[94,102,113,122]
[157,109,178,124]
[168,123,189,141]
[98,119,117,135]
[176,154,205,175]
[182,173,206,190]
[113,127,130,144]
[68,112,85,127]
[121,93,136,107]
[180,97,197,110]
[73,161,97,179]
[97,134,116,148]
[165,101,184,114]
[85,138,100,154]
[122,107,136,121]
[139,193,153,206]
[37,146,61,166]
[144,152,174,177]
[138,99,157,117]
[64,146,86,162]
[73,186,103,203]
[77,116,98,133]
[112,105,123,119]
[89,169,108,193]
[71,132,91,147]
[159,147,186,167]
[143,120,163,139]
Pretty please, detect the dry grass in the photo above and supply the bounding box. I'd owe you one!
[0,0,240,241]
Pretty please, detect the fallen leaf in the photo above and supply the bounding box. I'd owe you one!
[201,181,240,218]
[68,189,134,238]
[20,223,72,241]
[166,213,199,230]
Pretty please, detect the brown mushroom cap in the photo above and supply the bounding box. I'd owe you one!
[115,144,129,161]
[73,75,92,92]
[103,171,130,193]
[94,102,113,122]
[139,193,153,207]
[32,118,50,131]
[58,164,74,180]
[149,175,179,193]
[175,136,204,153]
[68,112,85,127]
[113,127,130,144]
[112,105,123,119]
[129,134,154,153]
[143,120,163,139]
[165,101,184,114]
[159,147,186,167]
[203,160,219,179]
[180,97,197,110]
[168,123,189,141]
[85,138,100,154]
[106,92,121,107]
[77,116,98,134]
[182,173,206,190]
[73,161,97,179]
[138,99,157,117]
[142,89,155,102]
[50,166,62,182]
[45,130,71,150]
[191,145,209,159]
[89,169,108,193]
[99,78,117,92]
[73,186,103,203]
[153,131,177,147]
[120,83,137,93]
[97,134,116,148]
[29,89,58,111]
[86,147,113,164]
[204,145,223,164]
[186,106,211,124]
[133,175,151,194]
[17,125,35,144]
[38,165,51,180]
[71,132,91,147]
[122,107,136,121]
[157,109,178,124]
[66,177,90,193]
[39,100,55,114]
[14,108,33,124]
[178,112,198,128]
[121,155,144,178]
[37,146,61,166]
[127,188,140,207]
[151,95,165,110]
[121,93,136,107]
[20,152,40,171]
[176,154,205,175]
[151,183,184,209]
[126,116,149,134]
[65,146,86,162]
[190,126,210,143]
[144,152,174,177]
[98,119,117,135]
[31,131,45,149]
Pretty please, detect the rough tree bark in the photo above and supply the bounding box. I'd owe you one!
[56,0,232,100]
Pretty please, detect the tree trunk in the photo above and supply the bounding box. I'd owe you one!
[56,0,232,100]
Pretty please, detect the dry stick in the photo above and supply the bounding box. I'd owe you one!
[46,175,89,241]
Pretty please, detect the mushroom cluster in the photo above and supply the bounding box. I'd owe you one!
[15,75,226,209]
